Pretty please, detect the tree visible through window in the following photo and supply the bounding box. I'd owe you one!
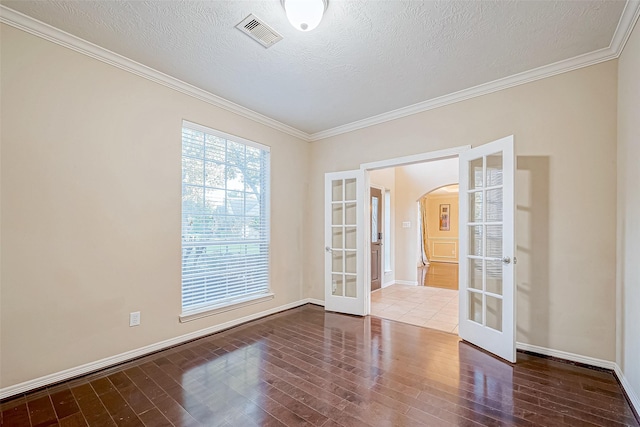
[181,122,270,312]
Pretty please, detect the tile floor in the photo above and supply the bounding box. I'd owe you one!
[371,284,459,334]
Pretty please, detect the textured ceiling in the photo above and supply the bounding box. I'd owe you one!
[1,0,628,134]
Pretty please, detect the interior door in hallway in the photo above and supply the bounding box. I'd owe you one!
[370,187,382,291]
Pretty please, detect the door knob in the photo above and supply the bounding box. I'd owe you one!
[325,246,333,253]
[502,256,511,264]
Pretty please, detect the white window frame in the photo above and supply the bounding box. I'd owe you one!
[179,121,272,322]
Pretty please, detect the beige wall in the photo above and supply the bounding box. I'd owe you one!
[426,194,459,238]
[617,19,640,402]
[0,25,309,387]
[425,193,459,263]
[306,60,618,361]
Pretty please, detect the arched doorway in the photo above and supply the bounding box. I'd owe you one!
[417,184,459,290]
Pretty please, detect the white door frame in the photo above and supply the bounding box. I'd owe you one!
[360,145,471,315]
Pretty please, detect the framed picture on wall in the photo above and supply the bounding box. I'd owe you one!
[439,204,450,231]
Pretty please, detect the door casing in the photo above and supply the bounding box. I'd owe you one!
[359,146,471,315]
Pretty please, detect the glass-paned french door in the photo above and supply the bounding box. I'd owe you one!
[324,170,365,315]
[459,136,516,363]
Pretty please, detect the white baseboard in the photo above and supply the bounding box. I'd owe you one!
[395,280,418,286]
[614,365,640,416]
[0,298,314,400]
[516,343,638,415]
[516,342,617,370]
[306,298,325,306]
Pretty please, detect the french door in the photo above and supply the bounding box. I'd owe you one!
[459,136,516,363]
[324,170,365,315]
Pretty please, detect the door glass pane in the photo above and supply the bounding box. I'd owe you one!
[486,260,503,295]
[469,158,483,189]
[345,178,357,200]
[486,153,503,187]
[345,202,357,225]
[332,251,344,273]
[486,225,502,258]
[345,251,357,274]
[486,295,503,332]
[469,191,483,222]
[345,226,357,249]
[332,204,343,225]
[332,227,343,249]
[469,225,483,256]
[469,258,483,290]
[486,188,503,222]
[332,274,344,296]
[469,291,483,324]
[332,180,343,202]
[372,196,379,242]
[345,275,357,298]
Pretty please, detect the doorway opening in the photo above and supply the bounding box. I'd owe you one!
[417,184,459,290]
[367,157,460,334]
[325,137,515,361]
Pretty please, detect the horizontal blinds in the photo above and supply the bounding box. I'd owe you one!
[181,123,270,311]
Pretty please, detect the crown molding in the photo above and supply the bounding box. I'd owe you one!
[309,47,617,141]
[310,0,640,141]
[2,1,638,144]
[0,5,312,142]
[612,0,640,57]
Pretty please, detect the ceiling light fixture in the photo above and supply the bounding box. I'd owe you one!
[281,0,328,32]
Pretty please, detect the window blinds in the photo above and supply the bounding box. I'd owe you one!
[181,121,270,312]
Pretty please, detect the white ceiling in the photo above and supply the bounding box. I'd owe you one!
[0,0,633,136]
[429,184,459,195]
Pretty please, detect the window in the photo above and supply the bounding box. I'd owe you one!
[181,121,270,316]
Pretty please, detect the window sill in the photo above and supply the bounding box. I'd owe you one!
[179,292,275,323]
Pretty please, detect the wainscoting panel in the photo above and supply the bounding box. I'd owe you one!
[429,237,458,263]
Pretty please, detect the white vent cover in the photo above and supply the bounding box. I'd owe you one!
[236,14,283,48]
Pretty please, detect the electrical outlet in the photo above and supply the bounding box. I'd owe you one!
[129,311,141,327]
[402,221,411,228]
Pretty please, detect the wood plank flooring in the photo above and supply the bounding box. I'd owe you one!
[2,304,637,426]
[418,262,459,290]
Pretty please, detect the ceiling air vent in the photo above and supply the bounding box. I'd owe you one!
[236,14,283,48]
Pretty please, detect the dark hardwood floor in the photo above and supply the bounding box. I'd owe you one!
[2,304,637,426]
